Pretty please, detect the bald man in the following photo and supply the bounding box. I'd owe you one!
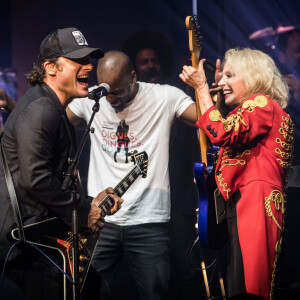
[67,51,197,299]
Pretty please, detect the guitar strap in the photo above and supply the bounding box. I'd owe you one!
[0,131,26,243]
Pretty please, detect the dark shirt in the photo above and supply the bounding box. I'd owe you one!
[0,83,91,260]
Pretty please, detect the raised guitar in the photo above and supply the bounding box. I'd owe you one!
[11,150,148,294]
[186,16,224,248]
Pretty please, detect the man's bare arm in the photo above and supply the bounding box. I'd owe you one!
[179,103,198,127]
[66,106,83,127]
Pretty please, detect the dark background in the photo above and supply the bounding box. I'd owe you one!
[1,0,300,98]
[1,0,300,298]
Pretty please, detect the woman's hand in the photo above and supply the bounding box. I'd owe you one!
[179,59,214,114]
[210,59,223,93]
[179,59,208,91]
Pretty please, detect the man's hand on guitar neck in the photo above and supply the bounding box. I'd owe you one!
[89,187,123,232]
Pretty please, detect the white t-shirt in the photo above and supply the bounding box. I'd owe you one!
[68,82,194,225]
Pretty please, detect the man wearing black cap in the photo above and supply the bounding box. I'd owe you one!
[0,27,122,299]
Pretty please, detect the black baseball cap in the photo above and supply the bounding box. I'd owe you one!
[38,27,104,61]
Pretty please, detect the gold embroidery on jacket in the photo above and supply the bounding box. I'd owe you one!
[282,115,293,124]
[217,148,250,197]
[209,109,247,132]
[277,115,294,169]
[279,128,293,142]
[242,95,268,110]
[209,95,268,132]
[275,148,292,160]
[277,159,290,169]
[219,149,250,170]
[220,159,246,170]
[226,149,251,158]
[281,122,293,134]
[209,109,223,122]
[275,138,292,151]
[270,239,282,299]
[265,190,284,231]
[216,173,231,199]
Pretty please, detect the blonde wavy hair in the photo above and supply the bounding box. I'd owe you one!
[222,48,289,108]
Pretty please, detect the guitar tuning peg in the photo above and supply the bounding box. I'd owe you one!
[129,150,138,156]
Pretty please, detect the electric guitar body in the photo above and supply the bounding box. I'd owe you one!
[11,151,148,296]
[186,16,225,249]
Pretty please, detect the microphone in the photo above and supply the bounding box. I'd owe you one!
[88,83,110,100]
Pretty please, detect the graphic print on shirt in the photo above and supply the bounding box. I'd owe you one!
[114,120,130,163]
[101,120,144,161]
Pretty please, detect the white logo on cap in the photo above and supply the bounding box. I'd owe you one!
[72,31,88,46]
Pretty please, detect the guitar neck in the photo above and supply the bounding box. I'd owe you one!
[195,93,208,165]
[98,166,142,213]
[186,15,208,166]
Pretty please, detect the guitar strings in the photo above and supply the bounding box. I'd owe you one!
[99,166,140,209]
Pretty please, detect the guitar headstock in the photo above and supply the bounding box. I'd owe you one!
[130,151,148,178]
[186,16,202,62]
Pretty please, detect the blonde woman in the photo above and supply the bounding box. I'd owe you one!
[180,48,293,299]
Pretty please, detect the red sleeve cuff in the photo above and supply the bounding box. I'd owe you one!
[195,105,217,130]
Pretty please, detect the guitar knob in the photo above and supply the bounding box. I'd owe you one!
[79,254,88,261]
[79,266,85,273]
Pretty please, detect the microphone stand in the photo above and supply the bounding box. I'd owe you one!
[62,92,102,300]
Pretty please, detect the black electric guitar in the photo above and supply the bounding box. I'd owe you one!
[11,151,148,294]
